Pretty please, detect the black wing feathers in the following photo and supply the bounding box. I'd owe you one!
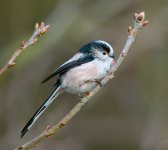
[21,80,61,138]
[41,55,94,83]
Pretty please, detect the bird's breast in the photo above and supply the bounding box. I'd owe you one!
[61,59,111,95]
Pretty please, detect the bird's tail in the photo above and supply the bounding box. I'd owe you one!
[21,81,62,138]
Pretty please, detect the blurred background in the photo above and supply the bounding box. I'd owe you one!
[0,0,168,150]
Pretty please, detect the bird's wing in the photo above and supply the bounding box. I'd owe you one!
[41,54,94,83]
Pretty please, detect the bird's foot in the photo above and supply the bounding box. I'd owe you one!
[84,80,103,87]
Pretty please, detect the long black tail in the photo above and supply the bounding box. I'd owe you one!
[21,83,62,138]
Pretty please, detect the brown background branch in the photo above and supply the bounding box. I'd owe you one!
[0,22,49,75]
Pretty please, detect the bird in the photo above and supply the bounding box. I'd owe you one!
[21,40,115,138]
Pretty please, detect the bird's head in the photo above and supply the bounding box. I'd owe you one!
[79,40,115,61]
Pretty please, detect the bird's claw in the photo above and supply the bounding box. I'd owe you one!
[84,80,103,87]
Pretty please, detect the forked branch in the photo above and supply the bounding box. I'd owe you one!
[0,22,50,75]
[14,12,149,150]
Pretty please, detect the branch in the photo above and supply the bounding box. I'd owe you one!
[14,12,149,150]
[0,22,50,75]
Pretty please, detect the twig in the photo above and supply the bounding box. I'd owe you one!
[0,22,50,75]
[14,12,149,150]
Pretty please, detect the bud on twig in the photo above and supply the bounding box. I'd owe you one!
[130,12,149,32]
[134,12,145,23]
[134,13,138,19]
[40,28,47,35]
[128,26,132,33]
[142,20,149,27]
[20,41,25,49]
[8,62,16,68]
[35,23,39,30]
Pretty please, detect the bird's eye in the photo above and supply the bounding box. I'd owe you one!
[102,51,107,55]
